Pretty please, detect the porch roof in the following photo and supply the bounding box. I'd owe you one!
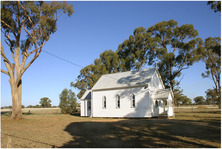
[81,90,91,100]
[154,89,171,100]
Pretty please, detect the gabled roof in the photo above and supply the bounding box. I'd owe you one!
[154,89,172,100]
[92,67,156,91]
[81,90,91,100]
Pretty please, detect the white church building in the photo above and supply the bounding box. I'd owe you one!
[80,67,174,118]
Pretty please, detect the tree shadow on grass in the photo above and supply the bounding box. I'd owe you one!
[1,111,9,116]
[59,119,220,148]
[70,113,80,116]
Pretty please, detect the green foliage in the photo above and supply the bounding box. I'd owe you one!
[200,37,221,109]
[201,37,221,104]
[1,1,73,53]
[2,105,12,109]
[26,105,33,108]
[39,97,52,108]
[193,96,205,105]
[173,88,192,106]
[181,97,192,105]
[117,19,204,90]
[34,104,42,108]
[207,1,221,13]
[71,50,126,99]
[76,102,80,107]
[205,88,220,107]
[59,88,77,114]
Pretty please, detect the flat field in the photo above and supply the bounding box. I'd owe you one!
[1,107,221,148]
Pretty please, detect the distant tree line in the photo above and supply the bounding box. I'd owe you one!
[1,95,80,110]
[1,105,58,109]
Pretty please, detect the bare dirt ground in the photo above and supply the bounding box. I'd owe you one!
[1,107,221,148]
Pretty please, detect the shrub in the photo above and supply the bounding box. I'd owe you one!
[39,97,52,108]
[59,88,77,114]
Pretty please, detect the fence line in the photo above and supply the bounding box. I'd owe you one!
[1,132,58,148]
[1,133,29,148]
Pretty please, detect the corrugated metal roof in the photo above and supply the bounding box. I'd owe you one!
[81,90,91,100]
[154,89,171,99]
[92,67,156,90]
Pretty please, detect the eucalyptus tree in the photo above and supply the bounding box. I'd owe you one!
[207,1,221,13]
[194,96,205,105]
[205,88,220,107]
[71,49,125,99]
[201,37,221,107]
[1,1,73,119]
[39,97,52,108]
[59,88,77,114]
[117,19,204,90]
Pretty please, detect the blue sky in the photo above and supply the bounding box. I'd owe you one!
[1,1,221,107]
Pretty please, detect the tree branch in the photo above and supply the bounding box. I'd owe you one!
[18,2,36,36]
[1,69,9,76]
[21,25,33,39]
[211,68,218,92]
[173,66,189,80]
[4,35,16,61]
[174,53,189,78]
[0,42,13,77]
[173,45,177,53]
[16,1,21,41]
[0,42,12,66]
[20,49,40,77]
[1,20,17,37]
[19,40,46,83]
[27,40,47,57]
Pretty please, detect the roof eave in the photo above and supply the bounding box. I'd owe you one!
[92,84,148,92]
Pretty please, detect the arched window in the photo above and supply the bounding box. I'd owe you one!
[116,95,120,108]
[155,100,158,108]
[130,94,135,108]
[102,96,106,109]
[88,100,91,110]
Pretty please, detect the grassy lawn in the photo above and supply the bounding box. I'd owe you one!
[1,107,221,148]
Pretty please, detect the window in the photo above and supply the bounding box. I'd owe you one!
[102,96,106,109]
[130,94,135,108]
[155,100,158,108]
[116,95,120,108]
[88,100,91,110]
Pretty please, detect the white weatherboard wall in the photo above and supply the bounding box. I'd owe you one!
[167,93,174,116]
[149,71,164,91]
[92,87,155,118]
[81,99,91,116]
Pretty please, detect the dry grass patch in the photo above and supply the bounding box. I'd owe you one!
[1,108,221,148]
[198,105,207,108]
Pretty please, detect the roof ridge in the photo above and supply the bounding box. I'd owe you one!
[102,67,156,76]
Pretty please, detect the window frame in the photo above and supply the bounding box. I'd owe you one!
[155,100,159,108]
[130,94,135,108]
[116,95,120,108]
[88,100,91,110]
[102,96,106,109]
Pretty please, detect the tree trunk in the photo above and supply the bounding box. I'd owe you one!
[9,77,23,120]
[169,69,174,91]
